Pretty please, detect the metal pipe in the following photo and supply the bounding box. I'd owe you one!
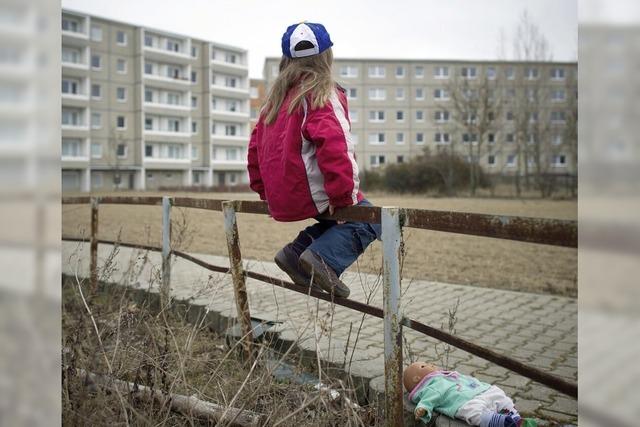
[222,201,254,361]
[90,197,99,292]
[382,207,404,427]
[161,196,172,308]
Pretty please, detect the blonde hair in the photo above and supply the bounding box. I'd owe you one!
[261,48,335,125]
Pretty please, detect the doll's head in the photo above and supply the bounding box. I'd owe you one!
[403,362,439,392]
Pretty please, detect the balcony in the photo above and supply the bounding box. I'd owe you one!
[210,134,247,143]
[210,58,248,74]
[143,43,191,64]
[144,73,191,88]
[144,129,191,139]
[210,108,250,121]
[144,157,191,169]
[210,84,249,97]
[144,101,191,115]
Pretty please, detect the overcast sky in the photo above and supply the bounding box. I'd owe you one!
[62,0,577,78]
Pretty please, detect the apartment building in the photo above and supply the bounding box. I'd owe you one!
[263,58,577,175]
[61,9,250,191]
[249,78,265,130]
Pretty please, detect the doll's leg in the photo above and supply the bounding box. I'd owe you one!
[456,387,518,427]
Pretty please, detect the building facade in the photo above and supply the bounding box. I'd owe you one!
[263,57,577,175]
[61,9,250,192]
[249,78,265,130]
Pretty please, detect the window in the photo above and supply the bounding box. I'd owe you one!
[551,89,566,102]
[191,46,198,58]
[225,76,237,88]
[191,71,197,83]
[226,147,239,161]
[370,155,386,167]
[62,18,79,33]
[165,39,180,52]
[116,58,126,73]
[396,132,405,144]
[116,144,127,159]
[488,155,496,166]
[486,67,496,79]
[416,132,424,144]
[347,88,357,99]
[395,87,405,100]
[461,66,477,78]
[434,66,449,78]
[368,88,386,100]
[416,110,424,121]
[250,108,258,119]
[116,116,125,129]
[505,67,515,80]
[434,111,449,123]
[116,30,127,45]
[225,124,237,136]
[506,133,514,143]
[434,88,449,100]
[250,87,258,99]
[369,111,385,122]
[529,112,538,123]
[349,109,358,122]
[415,88,425,100]
[552,154,567,166]
[271,64,279,77]
[463,133,478,143]
[506,154,517,167]
[62,47,81,64]
[396,110,404,121]
[368,133,385,144]
[167,92,181,105]
[225,52,237,63]
[368,65,385,78]
[145,117,153,130]
[61,78,79,95]
[191,146,199,160]
[395,66,405,78]
[91,112,101,129]
[552,134,563,145]
[339,66,358,78]
[397,155,404,163]
[90,25,102,41]
[116,87,126,102]
[144,62,153,75]
[435,132,450,144]
[91,143,102,158]
[62,138,82,157]
[61,108,81,126]
[488,133,495,144]
[91,84,101,99]
[144,34,153,47]
[144,89,153,103]
[192,121,197,133]
[525,67,539,80]
[463,113,477,124]
[191,96,197,108]
[551,111,566,123]
[145,145,153,157]
[506,111,514,121]
[550,68,565,80]
[91,54,101,69]
[169,118,181,132]
[415,66,424,78]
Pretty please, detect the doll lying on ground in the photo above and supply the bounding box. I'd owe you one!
[404,362,537,427]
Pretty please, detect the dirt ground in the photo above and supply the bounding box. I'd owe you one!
[62,191,577,297]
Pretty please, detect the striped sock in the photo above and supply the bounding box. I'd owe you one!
[480,412,517,427]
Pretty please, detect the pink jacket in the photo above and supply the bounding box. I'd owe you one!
[247,86,364,221]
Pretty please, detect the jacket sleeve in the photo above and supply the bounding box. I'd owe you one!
[414,386,442,424]
[302,92,359,208]
[247,119,266,201]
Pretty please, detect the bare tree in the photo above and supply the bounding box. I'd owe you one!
[446,72,503,196]
[563,72,578,197]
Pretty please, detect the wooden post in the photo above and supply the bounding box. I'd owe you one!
[90,197,99,292]
[222,201,253,361]
[161,196,172,308]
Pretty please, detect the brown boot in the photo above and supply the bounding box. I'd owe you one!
[274,244,322,291]
[299,249,350,298]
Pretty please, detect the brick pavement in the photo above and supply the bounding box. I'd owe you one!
[62,241,577,425]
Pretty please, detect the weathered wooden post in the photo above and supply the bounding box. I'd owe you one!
[161,196,173,308]
[382,207,404,427]
[90,197,99,292]
[222,200,253,361]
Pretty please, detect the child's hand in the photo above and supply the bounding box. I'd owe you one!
[415,407,426,419]
[328,205,346,224]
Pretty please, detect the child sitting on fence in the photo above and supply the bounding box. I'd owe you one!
[247,22,380,298]
[404,362,537,426]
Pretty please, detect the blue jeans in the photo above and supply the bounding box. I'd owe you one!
[289,199,382,276]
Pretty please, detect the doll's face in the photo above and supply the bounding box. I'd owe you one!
[403,362,439,391]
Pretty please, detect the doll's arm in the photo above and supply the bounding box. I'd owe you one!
[414,387,441,424]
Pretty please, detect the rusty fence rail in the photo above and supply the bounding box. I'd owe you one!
[62,195,577,426]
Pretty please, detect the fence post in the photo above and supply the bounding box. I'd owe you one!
[381,207,404,427]
[161,196,173,308]
[222,200,253,361]
[90,197,99,292]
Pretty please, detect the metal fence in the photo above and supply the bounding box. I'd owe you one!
[62,195,577,426]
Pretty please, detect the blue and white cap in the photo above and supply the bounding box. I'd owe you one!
[281,22,333,58]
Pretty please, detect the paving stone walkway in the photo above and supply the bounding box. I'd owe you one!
[62,241,577,425]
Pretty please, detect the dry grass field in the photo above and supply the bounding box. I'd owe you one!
[62,191,577,297]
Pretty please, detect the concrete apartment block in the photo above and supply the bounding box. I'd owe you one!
[263,57,577,175]
[61,9,250,191]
